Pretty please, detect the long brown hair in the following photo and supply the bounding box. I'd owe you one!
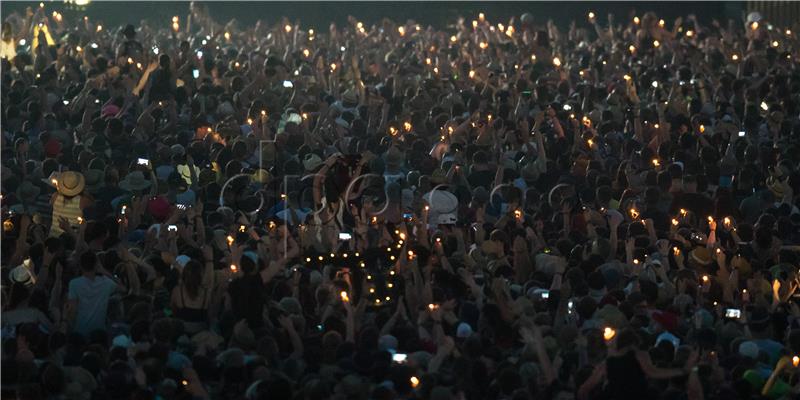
[181,260,202,299]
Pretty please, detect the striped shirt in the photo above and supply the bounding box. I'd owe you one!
[50,194,83,237]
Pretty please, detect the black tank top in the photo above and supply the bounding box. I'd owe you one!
[606,350,648,400]
[175,287,208,324]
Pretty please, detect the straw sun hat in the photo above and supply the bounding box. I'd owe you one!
[57,171,85,197]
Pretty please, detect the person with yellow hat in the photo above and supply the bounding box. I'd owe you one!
[49,171,91,237]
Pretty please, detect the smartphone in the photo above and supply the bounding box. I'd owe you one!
[152,46,159,55]
[137,158,150,167]
[403,212,413,221]
[192,69,200,79]
[541,290,550,299]
[168,225,178,232]
[738,131,746,137]
[63,100,70,106]
[176,204,187,210]
[94,99,101,105]
[339,232,352,241]
[724,308,741,319]
[196,51,203,60]
[283,80,294,88]
[121,205,127,215]
[392,353,408,363]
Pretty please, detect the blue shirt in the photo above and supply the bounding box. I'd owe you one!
[68,275,117,336]
[752,338,784,366]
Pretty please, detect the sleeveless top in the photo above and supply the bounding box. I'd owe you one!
[605,350,648,400]
[174,287,209,324]
[50,194,83,237]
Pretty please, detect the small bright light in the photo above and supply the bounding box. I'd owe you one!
[18,39,26,46]
[761,101,769,111]
[303,48,310,57]
[450,35,457,43]
[653,40,660,48]
[772,40,779,47]
[552,57,562,67]
[731,54,739,61]
[96,25,102,32]
[398,26,406,36]
[685,30,694,37]
[478,12,485,21]
[285,24,292,33]
[479,41,488,49]
[658,19,665,27]
[588,12,595,20]
[472,20,478,29]
[629,45,636,53]
[651,81,658,88]
[751,21,759,30]
[633,16,640,24]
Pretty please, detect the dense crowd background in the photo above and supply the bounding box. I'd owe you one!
[2,2,800,399]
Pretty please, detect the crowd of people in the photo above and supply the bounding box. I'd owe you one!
[2,2,800,399]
